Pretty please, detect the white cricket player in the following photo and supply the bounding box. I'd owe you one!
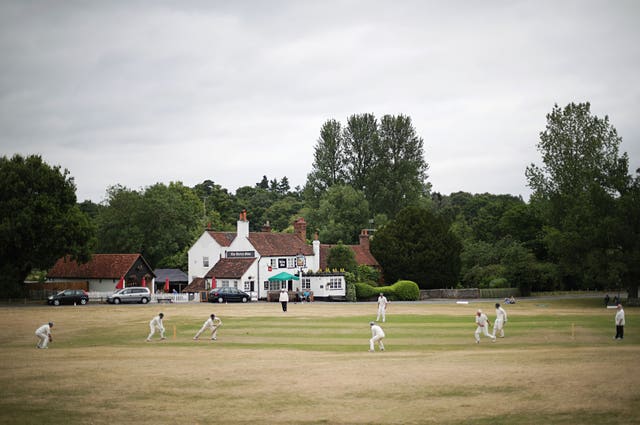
[475,309,496,343]
[376,293,389,322]
[35,322,53,349]
[146,313,165,342]
[193,314,223,340]
[369,321,386,352]
[492,303,508,338]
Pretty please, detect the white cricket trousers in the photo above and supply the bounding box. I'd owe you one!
[370,335,385,351]
[475,325,495,342]
[36,331,49,348]
[492,319,504,338]
[148,324,165,340]
[195,325,218,339]
[377,307,386,322]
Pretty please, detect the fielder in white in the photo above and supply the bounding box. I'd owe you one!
[376,293,389,322]
[35,322,53,349]
[194,314,223,340]
[492,303,508,338]
[475,309,496,343]
[615,304,625,340]
[369,321,386,352]
[146,313,165,342]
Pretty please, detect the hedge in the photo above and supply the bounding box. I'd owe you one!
[355,280,420,301]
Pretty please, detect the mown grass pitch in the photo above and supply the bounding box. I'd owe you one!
[0,298,637,425]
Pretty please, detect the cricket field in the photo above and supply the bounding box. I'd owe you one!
[0,297,637,425]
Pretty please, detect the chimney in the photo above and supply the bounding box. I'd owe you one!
[359,229,370,250]
[237,210,249,238]
[293,217,307,241]
[262,221,272,233]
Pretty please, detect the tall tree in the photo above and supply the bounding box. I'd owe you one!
[526,102,631,290]
[0,155,94,295]
[371,206,462,289]
[369,114,430,216]
[305,119,346,207]
[343,113,379,195]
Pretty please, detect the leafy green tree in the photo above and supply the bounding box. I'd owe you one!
[309,185,370,244]
[327,244,358,273]
[615,170,640,301]
[526,102,631,290]
[368,114,430,217]
[233,185,277,232]
[306,119,346,198]
[263,197,304,232]
[343,113,379,194]
[96,182,202,269]
[0,155,94,295]
[370,206,462,289]
[192,179,235,228]
[526,103,628,202]
[256,175,269,190]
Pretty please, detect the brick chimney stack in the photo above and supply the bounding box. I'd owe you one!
[359,229,370,249]
[293,217,307,241]
[262,221,272,233]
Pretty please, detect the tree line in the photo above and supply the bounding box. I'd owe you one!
[1,106,638,301]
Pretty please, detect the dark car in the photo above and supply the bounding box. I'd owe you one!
[208,287,251,303]
[48,289,89,306]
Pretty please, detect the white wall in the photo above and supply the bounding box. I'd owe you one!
[188,232,224,281]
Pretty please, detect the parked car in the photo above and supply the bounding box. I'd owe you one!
[48,289,89,306]
[208,287,251,303]
[107,287,151,304]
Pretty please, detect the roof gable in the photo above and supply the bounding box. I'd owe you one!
[207,231,236,246]
[247,233,314,257]
[183,277,206,293]
[205,258,256,279]
[48,254,154,279]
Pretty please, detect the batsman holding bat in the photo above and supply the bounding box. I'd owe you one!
[193,314,223,341]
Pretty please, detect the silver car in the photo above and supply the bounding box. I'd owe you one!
[107,287,151,304]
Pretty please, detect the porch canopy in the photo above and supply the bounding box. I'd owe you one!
[268,271,299,281]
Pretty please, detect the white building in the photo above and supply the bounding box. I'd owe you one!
[187,211,348,300]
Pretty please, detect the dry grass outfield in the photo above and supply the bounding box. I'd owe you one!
[0,299,638,425]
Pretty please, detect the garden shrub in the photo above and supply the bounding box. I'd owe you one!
[355,280,420,301]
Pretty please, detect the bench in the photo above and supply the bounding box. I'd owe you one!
[157,298,173,304]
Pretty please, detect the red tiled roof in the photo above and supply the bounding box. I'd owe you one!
[47,254,148,279]
[319,244,380,270]
[205,258,256,279]
[207,231,236,246]
[248,233,314,257]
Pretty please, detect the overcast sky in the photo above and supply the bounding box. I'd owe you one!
[1,1,638,203]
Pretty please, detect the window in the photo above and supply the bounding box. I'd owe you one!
[203,257,209,267]
[287,258,296,268]
[244,281,251,291]
[278,258,287,268]
[221,280,230,288]
[268,281,285,291]
[270,258,277,268]
[327,277,342,290]
[263,281,269,291]
[301,278,311,290]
